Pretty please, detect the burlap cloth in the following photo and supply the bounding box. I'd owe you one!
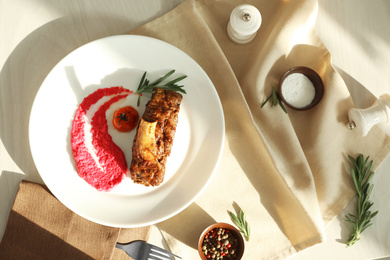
[1,0,389,259]
[0,181,151,260]
[129,0,390,259]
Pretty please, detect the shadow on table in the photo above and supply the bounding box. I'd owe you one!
[0,170,25,241]
[334,204,354,245]
[157,203,215,250]
[0,171,25,207]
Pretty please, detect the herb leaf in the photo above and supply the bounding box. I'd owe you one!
[229,210,250,241]
[345,154,378,247]
[261,84,287,114]
[135,70,187,106]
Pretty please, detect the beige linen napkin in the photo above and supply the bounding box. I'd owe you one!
[129,0,390,259]
[0,180,151,260]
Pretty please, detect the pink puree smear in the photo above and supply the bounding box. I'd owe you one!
[71,87,132,191]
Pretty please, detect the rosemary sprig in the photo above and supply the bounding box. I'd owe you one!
[229,210,250,241]
[135,70,187,106]
[260,84,287,113]
[345,154,378,247]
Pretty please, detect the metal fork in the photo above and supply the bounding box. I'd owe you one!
[115,240,182,260]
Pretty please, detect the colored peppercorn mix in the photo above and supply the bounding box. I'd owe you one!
[201,227,240,259]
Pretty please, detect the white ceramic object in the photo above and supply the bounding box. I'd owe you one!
[348,94,390,136]
[29,35,225,228]
[227,4,262,44]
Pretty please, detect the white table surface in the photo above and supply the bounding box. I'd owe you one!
[1,0,389,259]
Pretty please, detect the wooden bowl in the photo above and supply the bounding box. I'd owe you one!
[278,66,324,110]
[198,223,245,260]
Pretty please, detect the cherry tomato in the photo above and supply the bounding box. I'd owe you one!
[112,106,139,132]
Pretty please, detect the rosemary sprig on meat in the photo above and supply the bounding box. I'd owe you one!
[229,210,250,241]
[261,84,287,113]
[345,154,378,247]
[135,70,187,106]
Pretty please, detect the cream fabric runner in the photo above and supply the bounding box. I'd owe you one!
[130,0,390,259]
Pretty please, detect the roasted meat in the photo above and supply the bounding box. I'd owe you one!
[130,88,182,186]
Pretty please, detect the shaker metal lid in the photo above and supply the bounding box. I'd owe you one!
[229,4,262,36]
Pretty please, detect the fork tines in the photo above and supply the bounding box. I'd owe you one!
[148,244,182,260]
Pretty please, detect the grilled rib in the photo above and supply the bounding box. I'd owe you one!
[130,88,182,186]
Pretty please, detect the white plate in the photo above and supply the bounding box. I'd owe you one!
[29,35,225,227]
